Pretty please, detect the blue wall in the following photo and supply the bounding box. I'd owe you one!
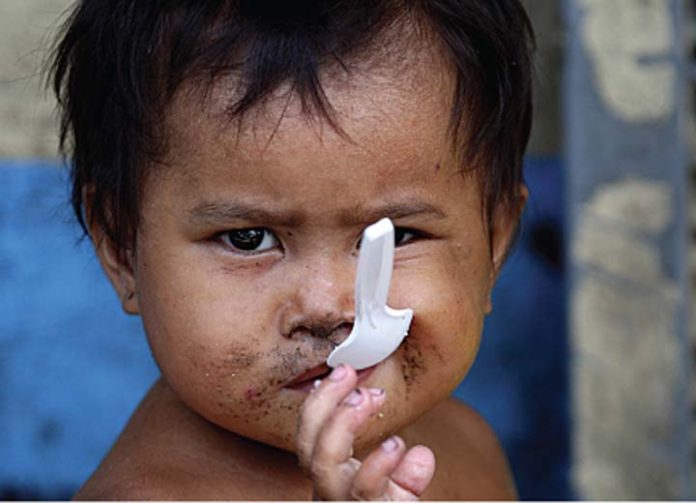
[0,157,568,500]
[455,157,569,499]
[0,160,159,499]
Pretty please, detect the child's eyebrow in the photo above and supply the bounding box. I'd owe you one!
[187,200,446,227]
[339,201,447,226]
[187,201,302,227]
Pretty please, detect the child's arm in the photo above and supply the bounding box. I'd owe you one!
[296,365,435,500]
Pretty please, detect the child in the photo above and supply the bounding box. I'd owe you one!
[51,0,533,499]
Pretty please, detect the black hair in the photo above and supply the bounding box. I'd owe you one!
[50,0,534,262]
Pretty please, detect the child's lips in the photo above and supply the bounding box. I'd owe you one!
[284,363,377,392]
[285,363,332,389]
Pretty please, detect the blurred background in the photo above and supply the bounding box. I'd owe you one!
[0,0,693,499]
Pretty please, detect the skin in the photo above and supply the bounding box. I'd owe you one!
[77,34,524,500]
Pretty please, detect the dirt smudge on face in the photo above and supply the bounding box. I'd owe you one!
[205,340,262,378]
[268,346,308,382]
[400,336,427,388]
[268,339,334,383]
[310,335,338,354]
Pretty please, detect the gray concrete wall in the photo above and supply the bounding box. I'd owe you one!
[565,0,694,498]
[0,0,72,157]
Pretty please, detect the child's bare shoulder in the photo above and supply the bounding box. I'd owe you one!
[75,462,275,501]
[74,380,308,500]
[74,462,203,500]
[403,397,517,500]
[72,382,227,500]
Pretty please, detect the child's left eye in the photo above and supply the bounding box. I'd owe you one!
[219,228,279,253]
[394,227,419,247]
[356,227,420,250]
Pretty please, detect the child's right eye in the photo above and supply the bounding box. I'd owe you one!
[218,228,279,254]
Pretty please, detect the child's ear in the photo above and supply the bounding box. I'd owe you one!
[491,184,528,270]
[486,184,528,312]
[93,232,140,315]
[84,189,140,315]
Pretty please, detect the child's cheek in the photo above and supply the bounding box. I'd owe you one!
[139,293,269,405]
[390,258,486,389]
[148,301,334,429]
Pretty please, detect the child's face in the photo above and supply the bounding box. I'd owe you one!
[108,52,516,452]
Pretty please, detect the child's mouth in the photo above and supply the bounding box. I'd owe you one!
[285,363,332,390]
[284,363,377,392]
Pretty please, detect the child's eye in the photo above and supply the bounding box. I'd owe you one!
[219,228,279,253]
[356,227,421,250]
[394,227,419,247]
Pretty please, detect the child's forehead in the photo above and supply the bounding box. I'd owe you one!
[163,50,457,170]
[144,30,476,215]
[161,90,451,193]
[146,66,478,219]
[165,24,455,138]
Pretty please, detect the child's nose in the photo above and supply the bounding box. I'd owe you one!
[294,258,355,317]
[279,256,355,338]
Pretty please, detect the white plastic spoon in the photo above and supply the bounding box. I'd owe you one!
[326,218,413,370]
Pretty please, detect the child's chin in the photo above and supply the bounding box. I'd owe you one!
[235,423,299,453]
[266,434,298,453]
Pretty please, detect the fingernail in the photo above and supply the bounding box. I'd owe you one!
[368,387,385,397]
[382,436,399,452]
[329,364,348,381]
[344,389,364,406]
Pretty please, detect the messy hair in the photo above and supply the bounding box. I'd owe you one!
[50,0,534,262]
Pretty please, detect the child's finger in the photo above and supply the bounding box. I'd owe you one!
[388,445,436,498]
[309,387,386,499]
[295,364,357,469]
[349,435,407,500]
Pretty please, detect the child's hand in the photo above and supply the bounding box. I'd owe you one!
[296,364,436,500]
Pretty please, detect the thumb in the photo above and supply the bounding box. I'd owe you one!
[389,445,436,497]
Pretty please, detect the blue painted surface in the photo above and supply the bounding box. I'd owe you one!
[0,160,159,500]
[0,158,568,500]
[455,157,570,500]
